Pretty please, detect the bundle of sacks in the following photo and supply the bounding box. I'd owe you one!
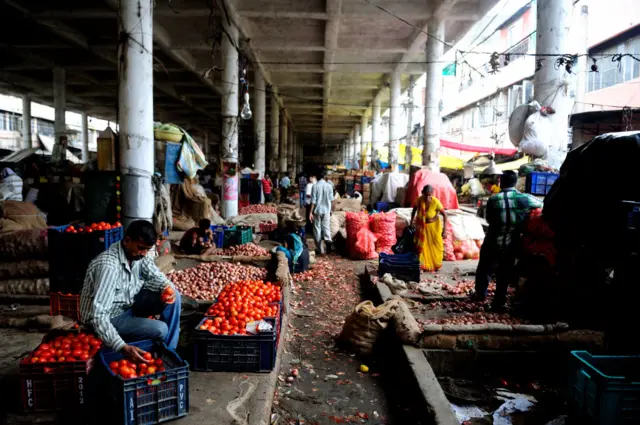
[442,210,485,261]
[345,211,397,260]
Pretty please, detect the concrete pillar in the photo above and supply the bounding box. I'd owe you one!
[297,142,303,172]
[534,0,573,168]
[287,124,294,173]
[389,70,401,171]
[360,115,367,170]
[423,17,444,171]
[204,132,210,161]
[53,67,66,161]
[279,113,288,173]
[81,112,89,163]
[21,95,31,149]
[118,0,154,226]
[371,97,381,169]
[354,125,361,169]
[574,5,589,115]
[269,89,279,172]
[221,22,239,218]
[253,74,266,177]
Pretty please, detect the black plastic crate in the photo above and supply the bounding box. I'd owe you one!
[192,317,276,373]
[99,340,189,425]
[378,252,420,282]
[48,225,124,293]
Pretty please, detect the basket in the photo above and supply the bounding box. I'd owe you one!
[378,252,420,282]
[20,331,94,413]
[48,225,124,293]
[50,292,81,321]
[192,317,277,373]
[568,350,640,425]
[99,340,189,425]
[526,172,558,196]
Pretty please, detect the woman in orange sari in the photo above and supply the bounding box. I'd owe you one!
[411,185,447,271]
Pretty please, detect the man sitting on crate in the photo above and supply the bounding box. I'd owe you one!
[80,220,181,362]
[179,218,217,255]
[473,171,543,311]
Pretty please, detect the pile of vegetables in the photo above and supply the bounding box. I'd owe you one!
[168,262,267,300]
[201,280,281,335]
[63,222,122,233]
[443,227,482,261]
[22,332,102,364]
[421,312,526,326]
[239,204,277,215]
[108,353,166,380]
[219,243,269,257]
[440,280,496,296]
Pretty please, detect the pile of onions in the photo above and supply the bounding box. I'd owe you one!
[239,204,277,215]
[421,312,526,326]
[440,281,496,296]
[453,239,482,261]
[168,261,267,300]
[219,243,269,257]
[443,226,456,261]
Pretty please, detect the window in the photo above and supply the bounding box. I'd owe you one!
[588,34,640,92]
[0,112,20,131]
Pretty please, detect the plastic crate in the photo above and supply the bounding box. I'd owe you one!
[192,317,277,373]
[210,225,228,249]
[20,331,94,413]
[376,202,390,212]
[568,351,640,425]
[223,226,253,248]
[48,225,124,293]
[378,252,420,282]
[526,172,558,196]
[50,292,81,321]
[99,340,190,425]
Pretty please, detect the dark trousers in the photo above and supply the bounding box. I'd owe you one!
[475,243,517,306]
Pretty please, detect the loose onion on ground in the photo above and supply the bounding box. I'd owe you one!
[420,311,527,326]
[219,243,269,257]
[239,204,277,215]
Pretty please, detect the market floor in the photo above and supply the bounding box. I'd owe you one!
[271,255,429,425]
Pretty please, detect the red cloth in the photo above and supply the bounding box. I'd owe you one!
[405,169,459,210]
[262,178,272,194]
[440,139,518,155]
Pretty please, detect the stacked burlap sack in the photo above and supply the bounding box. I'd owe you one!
[0,201,50,298]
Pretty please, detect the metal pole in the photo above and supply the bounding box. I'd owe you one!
[253,73,266,177]
[53,67,66,162]
[81,112,89,163]
[389,70,401,171]
[221,21,239,218]
[269,88,279,172]
[424,17,444,171]
[21,95,31,149]
[534,0,573,168]
[118,0,154,226]
[371,96,381,169]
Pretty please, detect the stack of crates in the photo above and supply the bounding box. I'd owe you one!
[223,225,253,248]
[525,171,558,195]
[378,252,420,282]
[48,224,124,321]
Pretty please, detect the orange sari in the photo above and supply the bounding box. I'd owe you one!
[413,195,444,271]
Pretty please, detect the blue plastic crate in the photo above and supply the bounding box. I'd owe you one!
[209,225,228,249]
[526,172,558,196]
[99,340,189,425]
[376,202,390,212]
[378,252,420,282]
[48,225,124,293]
[192,317,277,373]
[568,351,640,425]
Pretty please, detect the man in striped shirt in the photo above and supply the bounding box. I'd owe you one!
[80,220,180,361]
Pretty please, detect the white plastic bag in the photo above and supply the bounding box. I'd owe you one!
[520,111,550,157]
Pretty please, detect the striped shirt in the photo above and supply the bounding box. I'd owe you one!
[80,242,173,351]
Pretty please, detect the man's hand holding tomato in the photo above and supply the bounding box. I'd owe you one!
[161,286,176,304]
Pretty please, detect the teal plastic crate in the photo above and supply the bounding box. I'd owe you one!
[223,226,253,248]
[568,350,640,425]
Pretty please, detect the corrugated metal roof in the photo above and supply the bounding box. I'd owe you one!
[0,147,41,162]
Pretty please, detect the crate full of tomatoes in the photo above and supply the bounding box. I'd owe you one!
[193,280,282,372]
[48,222,124,293]
[99,340,189,425]
[20,331,103,413]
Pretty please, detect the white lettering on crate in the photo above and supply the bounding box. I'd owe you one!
[25,379,34,407]
[77,376,85,404]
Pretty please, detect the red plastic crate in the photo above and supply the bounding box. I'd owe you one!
[50,292,81,321]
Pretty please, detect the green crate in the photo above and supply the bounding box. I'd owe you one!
[223,226,253,247]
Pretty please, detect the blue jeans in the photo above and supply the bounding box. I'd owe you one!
[111,289,181,350]
[299,190,306,207]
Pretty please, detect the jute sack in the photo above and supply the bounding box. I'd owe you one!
[0,278,49,295]
[0,260,49,279]
[0,229,48,261]
[339,299,400,356]
[274,251,291,287]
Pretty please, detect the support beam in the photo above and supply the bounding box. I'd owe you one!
[21,95,31,149]
[279,113,288,173]
[423,17,445,171]
[354,125,361,169]
[118,0,154,226]
[388,70,401,171]
[253,73,266,178]
[270,89,280,172]
[371,96,381,169]
[360,115,367,170]
[53,67,66,162]
[81,112,89,163]
[221,22,240,218]
[322,0,343,135]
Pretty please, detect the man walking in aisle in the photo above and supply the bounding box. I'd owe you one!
[309,170,333,254]
[298,173,308,208]
[280,173,291,203]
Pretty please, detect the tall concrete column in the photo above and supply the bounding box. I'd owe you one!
[574,5,589,115]
[423,18,444,171]
[269,89,279,172]
[53,67,66,162]
[220,22,239,218]
[371,97,381,169]
[354,125,361,169]
[360,115,367,170]
[81,112,89,163]
[534,0,573,168]
[297,142,303,172]
[287,124,294,174]
[21,95,31,149]
[279,113,288,173]
[118,0,154,226]
[253,74,266,177]
[389,70,401,171]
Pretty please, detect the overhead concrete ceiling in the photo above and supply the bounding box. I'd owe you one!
[0,0,498,148]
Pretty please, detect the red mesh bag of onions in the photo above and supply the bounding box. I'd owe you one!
[345,211,370,258]
[370,212,397,254]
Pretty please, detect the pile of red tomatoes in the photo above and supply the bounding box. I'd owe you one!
[23,332,102,363]
[201,280,281,335]
[64,222,122,233]
[108,352,166,380]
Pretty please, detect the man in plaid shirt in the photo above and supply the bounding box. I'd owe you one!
[475,171,543,309]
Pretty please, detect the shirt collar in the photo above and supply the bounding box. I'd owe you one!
[502,187,517,193]
[117,242,132,272]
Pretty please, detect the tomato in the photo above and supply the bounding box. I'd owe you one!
[142,352,153,361]
[155,359,163,367]
[146,366,157,374]
[30,357,39,363]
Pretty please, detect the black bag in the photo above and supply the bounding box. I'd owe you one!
[392,226,416,254]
